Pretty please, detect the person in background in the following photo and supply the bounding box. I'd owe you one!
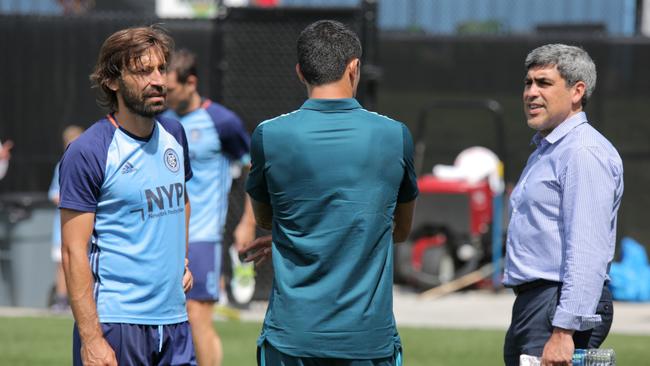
[503,44,624,366]
[164,48,256,366]
[48,125,84,312]
[0,139,13,180]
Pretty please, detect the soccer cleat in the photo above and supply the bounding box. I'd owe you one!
[229,245,256,305]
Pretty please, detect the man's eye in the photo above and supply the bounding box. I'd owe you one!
[135,67,152,75]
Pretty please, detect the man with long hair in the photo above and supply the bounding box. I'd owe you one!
[59,26,195,365]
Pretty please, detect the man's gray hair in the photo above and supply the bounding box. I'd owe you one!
[525,44,596,106]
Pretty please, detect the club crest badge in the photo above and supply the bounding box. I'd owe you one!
[164,148,180,173]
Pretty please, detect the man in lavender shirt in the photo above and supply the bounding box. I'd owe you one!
[503,44,624,366]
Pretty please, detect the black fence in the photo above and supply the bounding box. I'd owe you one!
[214,5,379,131]
[1,9,650,250]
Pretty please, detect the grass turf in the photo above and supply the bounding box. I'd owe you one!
[0,316,647,365]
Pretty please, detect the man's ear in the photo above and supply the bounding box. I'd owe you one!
[572,80,586,106]
[186,75,199,91]
[295,63,306,84]
[347,58,361,84]
[350,59,360,75]
[347,59,360,76]
[107,79,119,92]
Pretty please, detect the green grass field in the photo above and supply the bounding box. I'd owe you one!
[0,316,647,365]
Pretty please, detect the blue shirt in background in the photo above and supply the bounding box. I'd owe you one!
[163,99,250,244]
[503,111,624,331]
[246,98,419,359]
[49,162,60,248]
[58,116,192,325]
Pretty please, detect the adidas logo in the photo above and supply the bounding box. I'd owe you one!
[121,162,136,174]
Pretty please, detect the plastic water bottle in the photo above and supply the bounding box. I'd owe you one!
[584,349,616,365]
[519,354,541,366]
[572,349,587,365]
[520,349,615,366]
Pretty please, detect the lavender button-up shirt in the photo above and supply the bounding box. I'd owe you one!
[503,112,624,331]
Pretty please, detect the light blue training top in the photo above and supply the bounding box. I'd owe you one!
[58,115,192,325]
[163,99,250,244]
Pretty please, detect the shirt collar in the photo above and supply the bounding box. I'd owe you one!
[300,98,362,111]
[531,111,588,147]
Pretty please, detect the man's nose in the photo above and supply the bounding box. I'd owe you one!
[524,84,539,99]
[149,69,166,85]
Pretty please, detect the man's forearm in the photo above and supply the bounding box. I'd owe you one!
[63,245,103,344]
[239,194,256,228]
[61,209,104,345]
[233,195,257,250]
[393,200,415,243]
[250,197,273,230]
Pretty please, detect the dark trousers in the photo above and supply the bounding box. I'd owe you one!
[503,282,613,366]
[73,322,196,366]
[257,341,402,366]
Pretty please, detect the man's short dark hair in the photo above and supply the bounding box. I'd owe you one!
[297,20,362,86]
[168,48,198,84]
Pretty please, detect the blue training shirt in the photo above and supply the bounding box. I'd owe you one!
[58,115,192,325]
[504,112,624,331]
[163,100,250,244]
[246,98,419,359]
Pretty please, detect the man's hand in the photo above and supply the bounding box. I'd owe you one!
[81,337,117,366]
[0,140,13,161]
[541,327,575,366]
[238,235,272,266]
[182,258,193,293]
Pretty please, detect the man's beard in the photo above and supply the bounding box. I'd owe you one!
[119,79,166,118]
